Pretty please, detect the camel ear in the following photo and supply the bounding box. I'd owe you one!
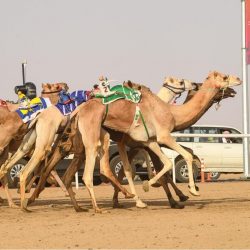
[170,77,174,83]
[223,75,228,81]
[127,80,133,88]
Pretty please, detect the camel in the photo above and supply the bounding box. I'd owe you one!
[26,75,237,211]
[110,81,237,206]
[75,71,241,212]
[25,77,195,210]
[0,83,68,207]
[0,84,136,211]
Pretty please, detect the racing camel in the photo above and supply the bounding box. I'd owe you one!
[25,77,195,210]
[75,71,241,212]
[24,74,237,211]
[0,83,68,207]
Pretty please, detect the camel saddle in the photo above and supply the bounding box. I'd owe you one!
[15,97,52,123]
[95,85,141,105]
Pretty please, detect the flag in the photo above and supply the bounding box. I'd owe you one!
[246,0,250,64]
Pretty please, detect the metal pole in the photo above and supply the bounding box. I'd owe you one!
[241,0,250,177]
[22,60,27,85]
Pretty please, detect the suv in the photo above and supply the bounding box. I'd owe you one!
[108,125,245,183]
[172,125,244,177]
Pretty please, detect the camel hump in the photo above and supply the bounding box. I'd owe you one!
[123,80,142,90]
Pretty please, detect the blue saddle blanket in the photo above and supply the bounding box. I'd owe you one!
[55,90,88,116]
[15,97,52,123]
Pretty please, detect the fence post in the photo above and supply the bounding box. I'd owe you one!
[201,158,205,183]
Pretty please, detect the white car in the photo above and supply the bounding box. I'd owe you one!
[162,124,245,182]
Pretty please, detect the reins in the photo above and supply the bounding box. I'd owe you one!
[41,89,61,94]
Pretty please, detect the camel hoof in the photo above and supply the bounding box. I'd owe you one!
[136,200,147,208]
[113,202,124,209]
[142,180,149,192]
[179,195,189,202]
[151,182,161,188]
[22,198,29,209]
[170,202,185,209]
[95,208,108,214]
[75,207,89,212]
[9,203,19,209]
[125,193,135,199]
[188,185,200,196]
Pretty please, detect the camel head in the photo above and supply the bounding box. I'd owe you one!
[207,71,242,89]
[163,77,196,94]
[185,83,237,104]
[42,82,69,94]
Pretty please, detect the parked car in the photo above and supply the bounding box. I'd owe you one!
[108,125,246,183]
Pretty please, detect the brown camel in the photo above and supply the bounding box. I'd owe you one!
[0,83,68,207]
[110,81,237,207]
[25,77,196,210]
[75,71,241,211]
[26,75,237,211]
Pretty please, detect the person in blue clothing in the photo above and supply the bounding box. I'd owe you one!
[58,88,73,104]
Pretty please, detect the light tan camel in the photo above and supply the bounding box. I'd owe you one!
[76,71,241,211]
[0,84,135,211]
[0,83,68,207]
[25,77,195,210]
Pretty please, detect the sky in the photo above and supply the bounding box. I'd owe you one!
[0,0,249,130]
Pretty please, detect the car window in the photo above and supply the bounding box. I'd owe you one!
[176,128,193,142]
[193,127,220,143]
[219,127,242,144]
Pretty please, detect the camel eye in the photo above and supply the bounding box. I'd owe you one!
[223,76,228,81]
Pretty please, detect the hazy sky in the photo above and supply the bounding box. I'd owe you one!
[0,0,249,130]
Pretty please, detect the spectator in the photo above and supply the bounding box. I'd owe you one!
[222,130,233,143]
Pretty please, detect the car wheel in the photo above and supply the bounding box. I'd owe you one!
[209,172,221,181]
[175,158,199,183]
[7,159,27,188]
[109,154,136,182]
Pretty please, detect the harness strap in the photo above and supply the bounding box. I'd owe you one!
[138,109,150,139]
[102,104,109,124]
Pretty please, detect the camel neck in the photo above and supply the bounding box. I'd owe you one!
[170,79,219,131]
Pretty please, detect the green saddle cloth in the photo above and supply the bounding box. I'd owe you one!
[96,85,141,105]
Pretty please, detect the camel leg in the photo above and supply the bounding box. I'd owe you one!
[112,169,125,208]
[0,129,36,180]
[2,176,18,208]
[141,142,173,191]
[117,141,147,208]
[146,148,189,202]
[157,136,199,196]
[50,170,68,195]
[99,131,134,200]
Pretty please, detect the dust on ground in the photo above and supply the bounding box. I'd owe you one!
[0,174,250,249]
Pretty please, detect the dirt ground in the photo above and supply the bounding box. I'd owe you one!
[1,175,250,249]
